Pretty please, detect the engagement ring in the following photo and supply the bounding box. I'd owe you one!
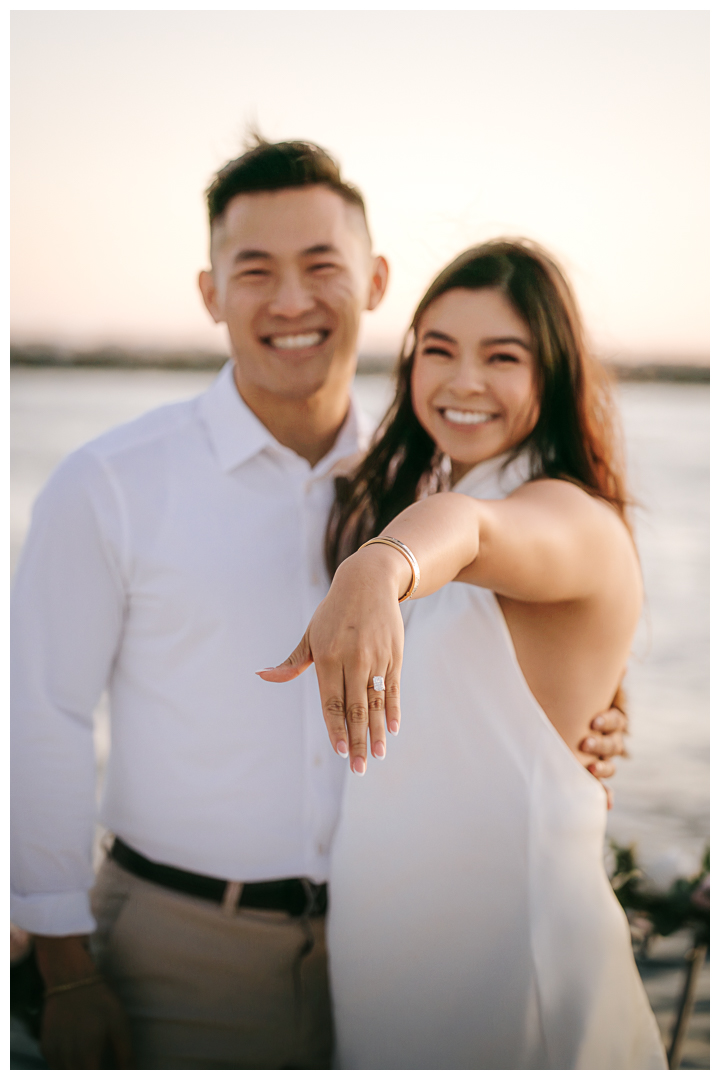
[372,676,385,692]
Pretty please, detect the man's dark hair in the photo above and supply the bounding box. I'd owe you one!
[206,136,368,231]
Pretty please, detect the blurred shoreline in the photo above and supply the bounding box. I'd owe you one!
[9,343,710,383]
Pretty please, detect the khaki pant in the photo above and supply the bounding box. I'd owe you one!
[90,857,333,1069]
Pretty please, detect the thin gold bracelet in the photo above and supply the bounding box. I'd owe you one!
[359,536,420,602]
[44,973,105,999]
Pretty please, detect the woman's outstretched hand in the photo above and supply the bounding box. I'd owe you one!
[256,545,411,774]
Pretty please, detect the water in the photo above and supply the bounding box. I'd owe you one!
[10,366,709,881]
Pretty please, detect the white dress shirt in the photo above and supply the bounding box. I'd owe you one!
[11,361,371,935]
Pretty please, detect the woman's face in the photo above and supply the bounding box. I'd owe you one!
[411,287,540,482]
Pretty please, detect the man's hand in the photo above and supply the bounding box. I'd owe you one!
[579,705,629,810]
[34,934,134,1069]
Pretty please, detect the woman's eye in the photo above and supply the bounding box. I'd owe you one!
[422,346,453,359]
[491,352,520,364]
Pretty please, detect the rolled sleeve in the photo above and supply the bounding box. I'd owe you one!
[11,449,126,935]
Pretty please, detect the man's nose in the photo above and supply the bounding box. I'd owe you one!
[267,270,316,319]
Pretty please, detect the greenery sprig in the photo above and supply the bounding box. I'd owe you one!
[609,841,709,946]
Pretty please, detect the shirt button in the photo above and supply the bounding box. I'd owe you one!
[317,843,326,856]
[313,754,322,767]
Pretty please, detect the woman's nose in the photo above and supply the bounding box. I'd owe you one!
[447,357,487,394]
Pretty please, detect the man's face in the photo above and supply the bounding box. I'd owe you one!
[199,186,388,404]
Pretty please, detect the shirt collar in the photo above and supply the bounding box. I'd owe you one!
[198,359,372,477]
[451,448,534,499]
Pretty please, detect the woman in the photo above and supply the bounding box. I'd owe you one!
[259,240,666,1068]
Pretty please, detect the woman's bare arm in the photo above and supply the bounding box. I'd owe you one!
[375,480,638,604]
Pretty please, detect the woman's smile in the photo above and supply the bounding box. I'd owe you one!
[438,406,499,428]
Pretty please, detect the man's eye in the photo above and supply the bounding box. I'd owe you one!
[239,268,270,279]
[310,262,338,272]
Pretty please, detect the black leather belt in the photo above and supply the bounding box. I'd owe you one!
[109,838,327,917]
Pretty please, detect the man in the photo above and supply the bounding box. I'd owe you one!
[11,138,626,1069]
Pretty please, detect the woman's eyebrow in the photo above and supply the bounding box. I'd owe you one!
[481,336,532,351]
[421,330,457,345]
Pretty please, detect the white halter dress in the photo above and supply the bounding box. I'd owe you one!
[327,452,666,1070]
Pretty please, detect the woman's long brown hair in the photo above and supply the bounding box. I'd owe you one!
[326,238,630,575]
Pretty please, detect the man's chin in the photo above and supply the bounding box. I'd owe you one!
[267,380,331,403]
[234,352,355,404]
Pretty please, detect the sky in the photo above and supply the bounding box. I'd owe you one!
[10,10,709,361]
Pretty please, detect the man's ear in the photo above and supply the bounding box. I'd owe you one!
[366,255,389,312]
[198,270,223,324]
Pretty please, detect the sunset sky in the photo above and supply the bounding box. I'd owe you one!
[11,10,709,361]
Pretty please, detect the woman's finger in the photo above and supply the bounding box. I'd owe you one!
[343,666,372,775]
[367,676,387,761]
[256,631,313,683]
[315,656,351,759]
[384,660,402,736]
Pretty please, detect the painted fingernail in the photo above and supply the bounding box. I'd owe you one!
[336,740,349,758]
[388,720,399,735]
[352,758,366,775]
[585,737,597,751]
[255,667,275,673]
[373,742,385,760]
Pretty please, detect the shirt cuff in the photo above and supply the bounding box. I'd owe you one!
[11,889,96,936]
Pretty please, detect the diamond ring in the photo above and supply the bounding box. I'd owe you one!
[372,676,385,692]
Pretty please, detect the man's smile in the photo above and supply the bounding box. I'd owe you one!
[261,329,331,350]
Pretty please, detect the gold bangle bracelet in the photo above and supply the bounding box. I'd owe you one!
[359,536,420,602]
[44,973,105,999]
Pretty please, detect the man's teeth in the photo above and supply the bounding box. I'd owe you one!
[443,409,493,425]
[269,332,324,349]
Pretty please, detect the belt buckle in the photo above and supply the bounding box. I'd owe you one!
[301,879,322,918]
[222,880,244,915]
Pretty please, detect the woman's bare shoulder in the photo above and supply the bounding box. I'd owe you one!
[501,476,641,594]
[510,477,634,542]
